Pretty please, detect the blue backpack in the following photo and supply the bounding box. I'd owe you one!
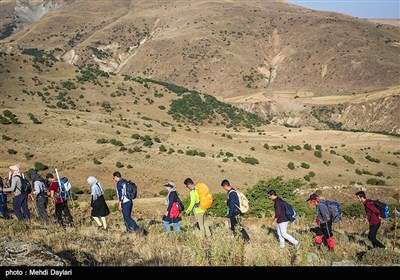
[58,177,71,199]
[322,200,342,223]
[373,200,390,219]
[283,201,297,222]
[125,180,137,200]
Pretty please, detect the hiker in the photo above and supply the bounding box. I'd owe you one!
[268,190,300,249]
[47,173,74,228]
[307,193,335,251]
[1,164,30,221]
[221,179,242,233]
[0,177,10,219]
[162,182,181,233]
[184,178,211,238]
[30,170,49,223]
[113,171,145,235]
[355,191,386,249]
[87,176,110,230]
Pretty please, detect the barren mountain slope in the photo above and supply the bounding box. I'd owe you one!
[1,0,399,98]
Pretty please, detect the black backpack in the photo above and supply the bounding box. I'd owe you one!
[16,175,32,195]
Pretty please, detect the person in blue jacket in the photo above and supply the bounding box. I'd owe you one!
[221,179,242,235]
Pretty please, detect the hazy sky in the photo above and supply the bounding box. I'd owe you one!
[286,0,400,19]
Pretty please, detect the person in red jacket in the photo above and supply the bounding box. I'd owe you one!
[356,191,386,249]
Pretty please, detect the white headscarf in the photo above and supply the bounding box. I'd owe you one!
[9,164,21,176]
[87,176,104,201]
[165,184,177,206]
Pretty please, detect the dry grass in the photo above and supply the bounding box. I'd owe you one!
[1,202,399,266]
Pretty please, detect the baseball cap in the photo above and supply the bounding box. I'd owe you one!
[163,182,176,188]
[306,193,318,202]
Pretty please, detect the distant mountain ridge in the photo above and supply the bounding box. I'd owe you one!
[1,0,399,134]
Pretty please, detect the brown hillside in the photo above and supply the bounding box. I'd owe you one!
[0,52,399,197]
[1,0,399,98]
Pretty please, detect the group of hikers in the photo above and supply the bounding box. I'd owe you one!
[0,163,397,251]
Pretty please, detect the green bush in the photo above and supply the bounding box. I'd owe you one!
[314,151,322,158]
[341,202,364,218]
[34,162,48,170]
[287,162,295,170]
[7,149,17,155]
[343,155,355,164]
[159,189,168,196]
[300,162,310,169]
[238,156,259,165]
[103,189,115,200]
[303,143,312,150]
[366,178,386,186]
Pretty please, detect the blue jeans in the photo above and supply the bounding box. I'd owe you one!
[163,220,180,233]
[122,200,140,232]
[0,193,10,219]
[13,194,30,220]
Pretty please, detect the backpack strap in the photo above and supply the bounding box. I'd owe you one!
[14,175,23,193]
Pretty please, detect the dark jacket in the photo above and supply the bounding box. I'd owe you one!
[274,197,289,223]
[364,199,381,225]
[227,189,241,217]
[162,190,181,223]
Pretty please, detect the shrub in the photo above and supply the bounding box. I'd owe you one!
[314,151,322,158]
[103,189,115,200]
[287,162,295,170]
[7,149,17,155]
[2,135,11,141]
[303,143,312,150]
[343,155,355,164]
[93,158,102,165]
[34,162,48,170]
[300,162,310,169]
[159,189,168,196]
[238,156,259,165]
[366,178,386,186]
[116,162,124,168]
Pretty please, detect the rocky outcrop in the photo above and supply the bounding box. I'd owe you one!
[0,238,68,266]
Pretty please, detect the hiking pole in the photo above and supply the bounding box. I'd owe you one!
[394,208,398,250]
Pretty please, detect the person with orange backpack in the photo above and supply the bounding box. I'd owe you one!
[184,178,211,239]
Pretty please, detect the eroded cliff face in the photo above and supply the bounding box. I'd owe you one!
[15,0,63,24]
[236,92,400,135]
[1,0,69,36]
